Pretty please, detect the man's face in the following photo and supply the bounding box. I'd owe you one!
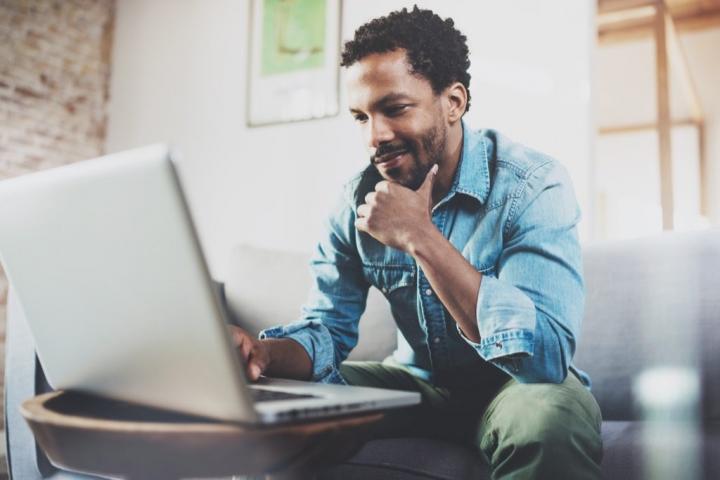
[346,49,448,190]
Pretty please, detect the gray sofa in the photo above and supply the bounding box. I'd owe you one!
[5,229,720,479]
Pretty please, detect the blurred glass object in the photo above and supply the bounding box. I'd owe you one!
[634,367,701,480]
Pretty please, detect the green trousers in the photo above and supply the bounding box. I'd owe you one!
[339,360,603,480]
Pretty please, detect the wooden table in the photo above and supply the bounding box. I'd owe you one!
[21,391,383,480]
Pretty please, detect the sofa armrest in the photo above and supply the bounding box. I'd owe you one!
[5,287,44,479]
[4,288,99,479]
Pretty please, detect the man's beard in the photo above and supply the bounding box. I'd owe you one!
[371,123,447,190]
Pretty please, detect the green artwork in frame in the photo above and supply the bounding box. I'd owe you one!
[261,0,327,76]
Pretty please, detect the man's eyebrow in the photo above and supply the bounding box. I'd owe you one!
[374,93,412,107]
[349,93,413,114]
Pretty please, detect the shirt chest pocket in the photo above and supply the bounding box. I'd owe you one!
[363,264,418,327]
[362,265,415,295]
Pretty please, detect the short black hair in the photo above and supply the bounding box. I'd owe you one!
[341,6,471,112]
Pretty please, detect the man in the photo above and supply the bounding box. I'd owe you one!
[230,6,602,479]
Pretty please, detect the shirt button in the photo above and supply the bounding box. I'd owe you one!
[425,288,433,296]
[433,337,441,344]
[381,287,388,293]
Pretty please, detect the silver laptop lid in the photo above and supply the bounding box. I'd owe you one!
[0,145,257,422]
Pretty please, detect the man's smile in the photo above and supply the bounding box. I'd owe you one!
[375,150,409,170]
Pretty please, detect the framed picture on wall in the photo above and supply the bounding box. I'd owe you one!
[246,0,342,127]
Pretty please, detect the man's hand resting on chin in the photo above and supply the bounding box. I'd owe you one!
[355,164,438,252]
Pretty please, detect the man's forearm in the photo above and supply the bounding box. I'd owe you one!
[263,338,313,380]
[408,226,482,343]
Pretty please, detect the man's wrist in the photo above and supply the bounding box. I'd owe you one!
[406,222,443,259]
[260,338,279,371]
[261,338,313,380]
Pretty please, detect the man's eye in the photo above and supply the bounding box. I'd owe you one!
[353,114,368,123]
[386,105,408,116]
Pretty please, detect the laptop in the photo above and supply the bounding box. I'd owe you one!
[0,144,420,424]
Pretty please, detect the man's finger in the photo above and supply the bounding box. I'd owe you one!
[233,331,253,361]
[247,348,263,380]
[355,217,369,232]
[374,180,390,193]
[364,191,376,205]
[417,164,438,201]
[249,363,262,381]
[357,204,370,218]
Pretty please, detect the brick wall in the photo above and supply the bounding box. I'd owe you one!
[0,0,115,475]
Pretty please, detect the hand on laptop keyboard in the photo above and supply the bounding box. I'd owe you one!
[227,325,271,381]
[227,325,313,382]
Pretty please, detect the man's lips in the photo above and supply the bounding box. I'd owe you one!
[375,150,408,169]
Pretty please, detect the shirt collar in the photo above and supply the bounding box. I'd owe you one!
[447,121,491,205]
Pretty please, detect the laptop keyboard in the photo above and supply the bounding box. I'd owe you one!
[250,388,318,402]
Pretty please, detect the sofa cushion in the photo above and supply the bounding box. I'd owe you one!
[224,245,397,361]
[574,230,720,421]
[600,421,643,479]
[225,230,720,422]
[600,420,720,480]
[319,421,720,480]
[318,437,489,480]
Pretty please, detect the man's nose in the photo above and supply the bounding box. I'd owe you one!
[367,117,394,151]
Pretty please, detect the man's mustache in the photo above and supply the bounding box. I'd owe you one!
[372,142,412,164]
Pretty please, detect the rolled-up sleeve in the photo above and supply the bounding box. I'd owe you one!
[259,190,369,384]
[458,160,584,384]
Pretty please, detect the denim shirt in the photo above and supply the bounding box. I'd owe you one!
[261,124,589,388]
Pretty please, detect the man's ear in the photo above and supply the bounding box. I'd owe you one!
[445,82,467,124]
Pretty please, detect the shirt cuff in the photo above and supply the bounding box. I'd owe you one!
[259,319,347,384]
[457,323,533,360]
[459,274,537,361]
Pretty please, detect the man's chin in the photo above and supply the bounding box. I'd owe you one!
[378,170,414,188]
[375,165,401,182]
[373,159,424,188]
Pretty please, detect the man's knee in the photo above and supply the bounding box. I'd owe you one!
[478,379,603,478]
[486,385,572,438]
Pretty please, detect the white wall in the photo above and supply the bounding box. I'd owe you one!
[106,0,595,280]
